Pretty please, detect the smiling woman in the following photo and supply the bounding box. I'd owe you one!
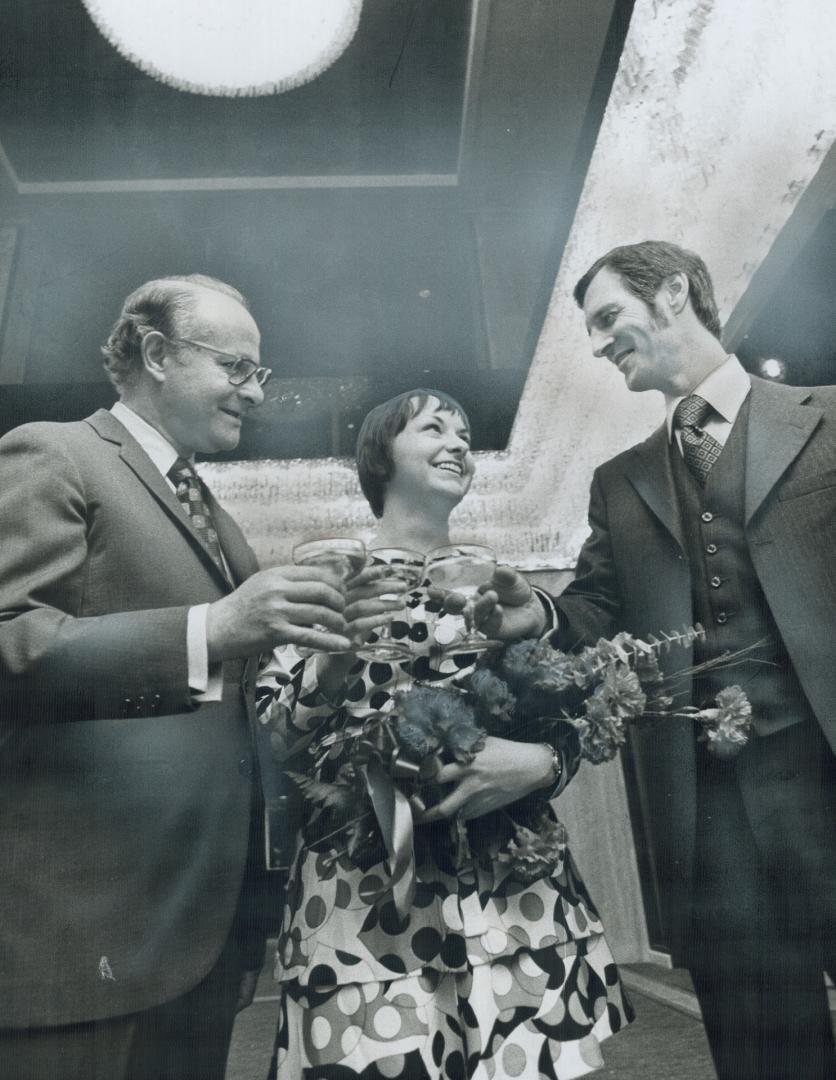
[255,388,634,1079]
[358,389,474,531]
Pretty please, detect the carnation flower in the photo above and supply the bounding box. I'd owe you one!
[697,685,752,759]
[395,718,439,759]
[530,653,581,694]
[497,638,548,684]
[497,638,578,694]
[395,685,484,764]
[499,808,569,882]
[397,685,462,728]
[446,722,486,763]
[470,667,517,724]
[597,664,647,719]
[574,690,627,764]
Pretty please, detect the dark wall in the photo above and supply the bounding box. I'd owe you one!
[737,208,836,386]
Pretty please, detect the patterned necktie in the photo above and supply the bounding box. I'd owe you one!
[167,457,225,572]
[673,394,723,487]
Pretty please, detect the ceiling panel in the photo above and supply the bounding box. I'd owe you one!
[0,0,470,181]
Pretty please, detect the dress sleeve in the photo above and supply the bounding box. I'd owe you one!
[255,647,349,871]
[256,645,299,720]
[256,649,355,766]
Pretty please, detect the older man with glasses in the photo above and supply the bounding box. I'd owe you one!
[0,274,353,1079]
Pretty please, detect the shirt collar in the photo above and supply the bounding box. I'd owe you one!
[111,401,186,478]
[665,355,751,439]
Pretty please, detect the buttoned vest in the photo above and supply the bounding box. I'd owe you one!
[670,398,815,736]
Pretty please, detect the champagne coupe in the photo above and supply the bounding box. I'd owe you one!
[423,543,498,653]
[292,538,367,655]
[355,547,425,662]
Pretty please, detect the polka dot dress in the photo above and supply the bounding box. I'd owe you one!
[260,588,633,1078]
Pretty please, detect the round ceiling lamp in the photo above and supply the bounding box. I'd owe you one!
[81,0,364,97]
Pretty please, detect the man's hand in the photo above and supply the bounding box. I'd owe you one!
[206,565,353,660]
[439,565,546,642]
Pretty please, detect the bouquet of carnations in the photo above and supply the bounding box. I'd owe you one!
[286,626,754,914]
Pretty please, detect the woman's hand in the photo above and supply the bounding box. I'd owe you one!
[312,565,408,694]
[439,565,547,642]
[416,736,554,823]
[343,564,410,642]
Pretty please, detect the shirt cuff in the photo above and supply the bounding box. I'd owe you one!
[187,604,223,703]
[532,586,557,638]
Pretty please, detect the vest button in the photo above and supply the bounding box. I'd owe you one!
[710,576,722,588]
[716,611,728,624]
[701,511,714,523]
[705,543,718,555]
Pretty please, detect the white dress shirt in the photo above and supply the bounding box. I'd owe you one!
[665,354,752,451]
[111,401,222,701]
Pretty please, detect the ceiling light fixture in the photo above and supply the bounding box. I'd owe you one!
[81,0,363,97]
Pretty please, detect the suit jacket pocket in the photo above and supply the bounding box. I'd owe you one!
[778,467,836,501]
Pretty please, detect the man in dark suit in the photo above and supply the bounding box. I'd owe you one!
[0,274,352,1079]
[548,241,835,1079]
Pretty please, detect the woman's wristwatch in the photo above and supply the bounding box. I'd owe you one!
[540,741,563,796]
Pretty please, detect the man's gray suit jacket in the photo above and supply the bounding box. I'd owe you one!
[0,409,263,1028]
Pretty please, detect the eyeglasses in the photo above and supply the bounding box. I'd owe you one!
[167,336,272,388]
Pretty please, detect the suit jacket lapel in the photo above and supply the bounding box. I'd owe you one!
[85,410,234,589]
[744,377,821,525]
[624,425,687,554]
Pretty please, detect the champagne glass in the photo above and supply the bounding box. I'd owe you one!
[292,538,366,655]
[424,543,499,653]
[355,547,425,662]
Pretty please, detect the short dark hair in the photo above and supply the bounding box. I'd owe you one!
[101,274,249,391]
[356,388,470,518]
[573,240,722,339]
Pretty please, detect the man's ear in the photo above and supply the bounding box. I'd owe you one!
[663,271,690,316]
[140,330,169,383]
